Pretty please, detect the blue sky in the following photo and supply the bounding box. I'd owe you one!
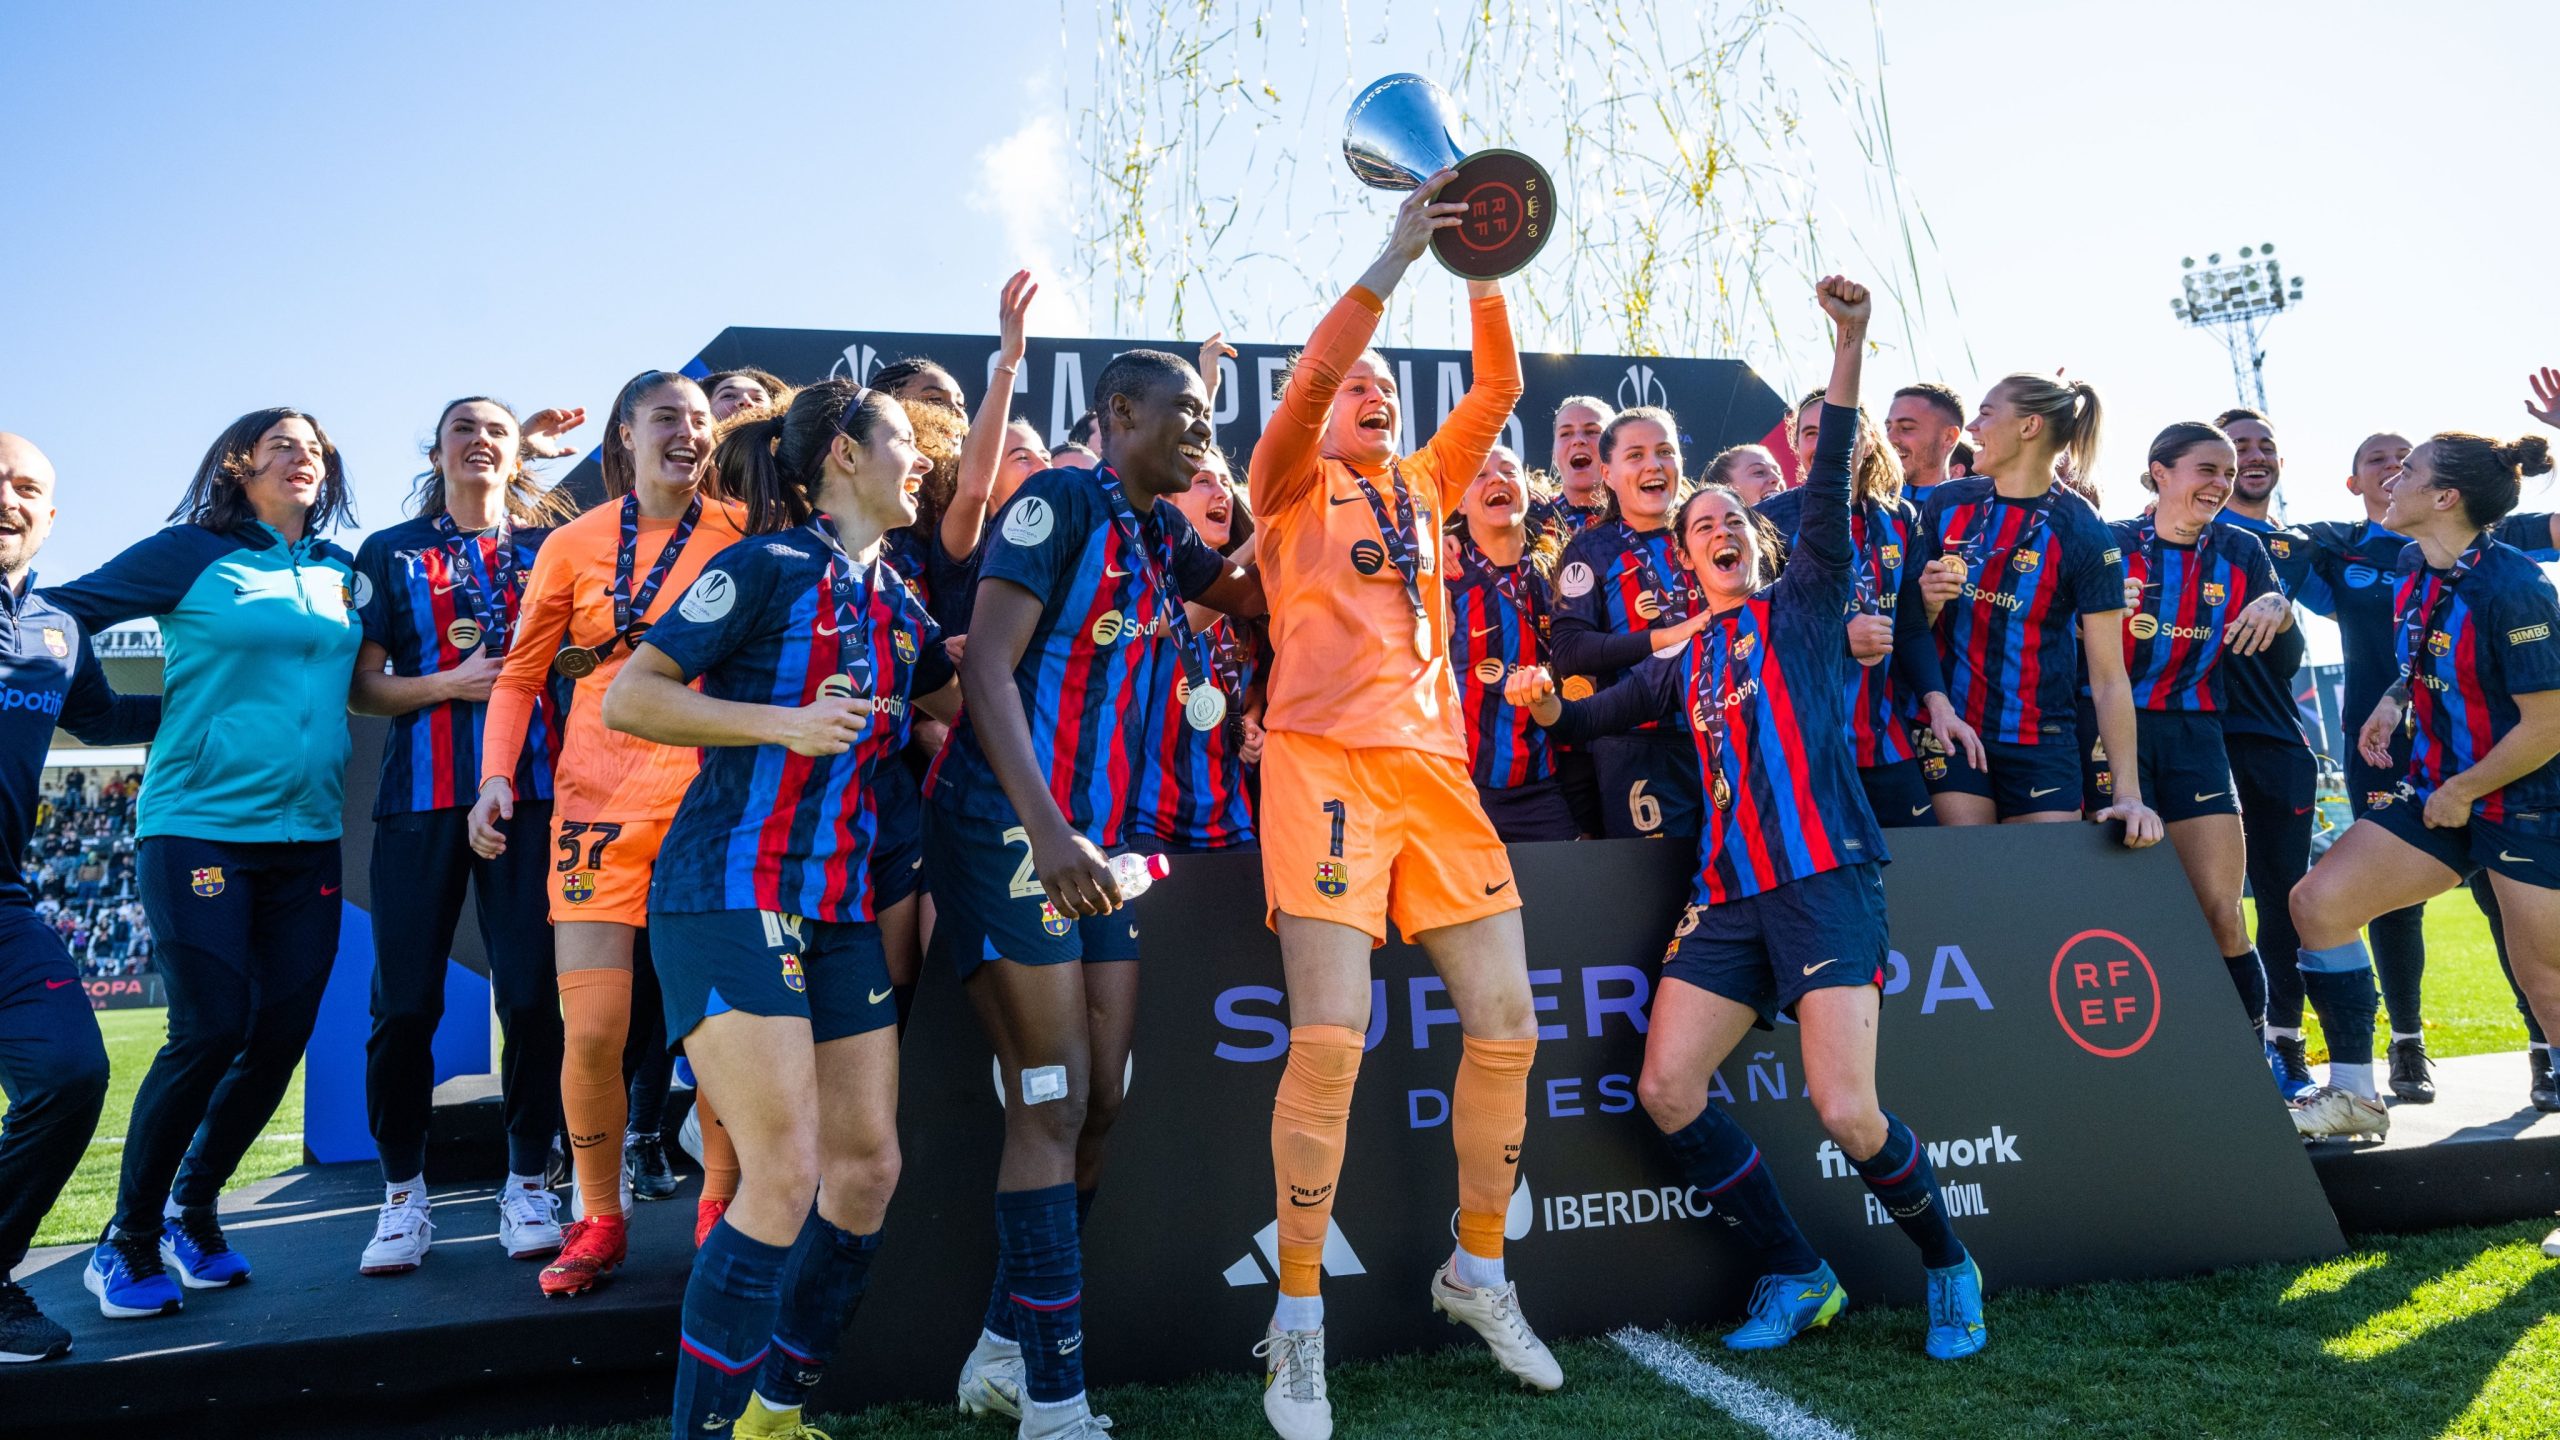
[7,0,2558,622]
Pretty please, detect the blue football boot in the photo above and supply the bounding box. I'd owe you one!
[1722,1263,1845,1352]
[1924,1256,1988,1360]
[84,1228,182,1318]
[161,1208,251,1288]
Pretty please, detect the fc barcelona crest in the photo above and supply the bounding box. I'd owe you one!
[2010,547,2041,574]
[40,627,67,659]
[190,866,224,898]
[1039,901,1074,937]
[2202,582,2227,608]
[894,630,918,664]
[1732,633,1757,661]
[780,953,807,993]
[1314,860,1349,898]
[2428,630,2454,657]
[1879,543,1903,569]
[562,870,597,905]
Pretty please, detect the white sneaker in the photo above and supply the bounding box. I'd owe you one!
[1253,1324,1332,1440]
[1428,1259,1563,1391]
[1017,1396,1113,1439]
[359,1190,434,1275]
[2542,1226,2559,1260]
[498,1182,564,1260]
[957,1331,1026,1419]
[2290,1085,2391,1142]
[568,1167,633,1223]
[677,1106,705,1168]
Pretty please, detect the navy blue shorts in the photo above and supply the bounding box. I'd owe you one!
[1592,732,1704,840]
[2347,732,2413,820]
[2136,711,2240,823]
[871,759,927,909]
[648,908,895,1045]
[1477,777,1585,843]
[1925,729,2082,817]
[2363,789,2560,890]
[1859,759,1937,828]
[923,804,1141,982]
[1662,863,1890,1029]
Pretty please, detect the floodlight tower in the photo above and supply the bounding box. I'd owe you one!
[2168,244,2305,411]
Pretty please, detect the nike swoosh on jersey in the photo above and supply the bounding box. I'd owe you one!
[1472,627,1500,638]
[1802,958,1842,976]
[1105,565,1133,578]
[1484,880,1512,895]
[868,988,893,1004]
[1328,494,1363,506]
[44,978,75,989]
[2194,792,2224,802]
[1910,804,1933,817]
[2029,786,2062,798]
[2501,851,2532,863]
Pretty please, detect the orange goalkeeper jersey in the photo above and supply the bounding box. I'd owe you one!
[480,494,746,822]
[1250,285,1523,757]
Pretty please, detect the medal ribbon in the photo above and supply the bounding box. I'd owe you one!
[807,515,877,697]
[1692,606,1761,810]
[431,513,518,653]
[600,491,703,661]
[1352,462,1432,648]
[1098,465,1212,697]
[2398,534,2485,691]
[1620,521,1699,624]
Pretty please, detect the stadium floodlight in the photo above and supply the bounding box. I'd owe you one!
[2170,241,2307,410]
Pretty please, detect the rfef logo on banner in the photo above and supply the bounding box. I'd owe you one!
[2050,929,2161,1058]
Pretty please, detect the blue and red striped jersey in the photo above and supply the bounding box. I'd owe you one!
[1553,518,1700,725]
[1446,532,1555,789]
[353,515,564,818]
[928,465,1226,846]
[881,525,933,612]
[2210,511,2312,745]
[2111,518,2281,713]
[1529,495,1606,545]
[2393,536,2560,824]
[1755,485,1943,767]
[642,521,954,922]
[1916,478,2125,746]
[1549,402,1882,900]
[1129,616,1261,850]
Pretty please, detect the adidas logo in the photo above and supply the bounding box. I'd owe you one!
[1222,1218,1366,1287]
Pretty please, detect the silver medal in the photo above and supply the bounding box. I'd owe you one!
[1185,682,1228,732]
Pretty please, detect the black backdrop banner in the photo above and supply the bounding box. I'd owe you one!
[556,325,1789,507]
[801,821,2342,1405]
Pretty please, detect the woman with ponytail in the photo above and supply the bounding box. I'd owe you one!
[2098,423,2294,1061]
[2292,433,2560,1155]
[348,398,582,1276]
[606,379,955,1438]
[467,371,747,1297]
[1914,375,2159,845]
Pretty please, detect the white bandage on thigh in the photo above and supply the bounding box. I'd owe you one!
[1020,1065,1070,1105]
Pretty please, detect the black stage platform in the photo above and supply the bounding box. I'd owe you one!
[10,1060,2553,1440]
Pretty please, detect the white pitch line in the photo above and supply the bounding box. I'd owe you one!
[1611,1326,1861,1440]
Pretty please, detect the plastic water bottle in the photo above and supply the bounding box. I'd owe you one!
[1108,852,1172,902]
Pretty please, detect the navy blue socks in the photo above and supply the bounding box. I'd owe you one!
[755,1212,882,1411]
[673,1218,791,1436]
[1662,1106,1821,1275]
[1851,1114,1966,1270]
[995,1184,1084,1406]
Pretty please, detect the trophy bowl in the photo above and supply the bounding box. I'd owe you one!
[1343,72,1554,281]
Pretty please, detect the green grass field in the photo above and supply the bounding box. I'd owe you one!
[473,1219,2560,1440]
[5,1006,305,1248]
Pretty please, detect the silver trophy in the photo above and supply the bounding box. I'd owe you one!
[1343,73,1554,279]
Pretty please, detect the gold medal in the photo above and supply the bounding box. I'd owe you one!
[1184,683,1227,732]
[553,646,598,679]
[818,674,856,701]
[445,617,483,651]
[1711,769,1734,810]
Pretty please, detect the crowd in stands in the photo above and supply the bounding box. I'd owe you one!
[27,768,151,979]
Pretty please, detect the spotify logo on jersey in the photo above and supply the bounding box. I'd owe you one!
[1350,540,1387,576]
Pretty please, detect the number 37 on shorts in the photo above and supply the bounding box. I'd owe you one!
[1257,730,1521,944]
[548,814,670,926]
